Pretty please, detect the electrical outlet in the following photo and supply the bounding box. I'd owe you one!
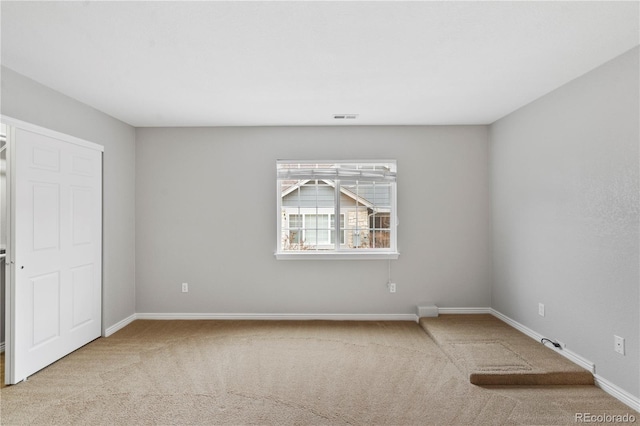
[614,335,625,355]
[181,282,188,293]
[538,303,545,317]
[388,282,396,293]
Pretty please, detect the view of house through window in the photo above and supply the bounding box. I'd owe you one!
[277,161,397,257]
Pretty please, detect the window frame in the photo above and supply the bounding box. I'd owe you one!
[276,160,399,260]
[282,208,340,249]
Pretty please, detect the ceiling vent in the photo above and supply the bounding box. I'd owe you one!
[333,114,358,120]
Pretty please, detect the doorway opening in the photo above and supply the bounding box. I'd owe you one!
[0,118,103,385]
[1,123,7,387]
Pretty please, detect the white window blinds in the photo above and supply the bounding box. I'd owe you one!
[276,161,396,182]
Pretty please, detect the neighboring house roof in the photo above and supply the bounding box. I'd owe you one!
[282,179,392,210]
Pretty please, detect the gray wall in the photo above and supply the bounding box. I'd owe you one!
[135,126,491,314]
[1,66,137,333]
[490,47,639,398]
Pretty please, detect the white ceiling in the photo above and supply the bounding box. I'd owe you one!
[1,1,638,127]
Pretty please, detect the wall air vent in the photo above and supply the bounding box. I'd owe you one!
[333,114,358,119]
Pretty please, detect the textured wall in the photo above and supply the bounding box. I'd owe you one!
[1,66,137,333]
[491,47,639,398]
[135,125,491,315]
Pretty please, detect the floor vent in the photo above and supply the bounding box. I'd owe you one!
[417,305,439,318]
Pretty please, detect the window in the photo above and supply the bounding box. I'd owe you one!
[283,212,345,249]
[276,160,398,259]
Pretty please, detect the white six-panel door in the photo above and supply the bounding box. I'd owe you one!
[7,124,102,384]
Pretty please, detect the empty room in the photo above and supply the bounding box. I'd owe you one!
[0,1,638,424]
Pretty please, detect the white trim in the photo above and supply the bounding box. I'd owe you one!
[490,309,595,373]
[281,179,310,198]
[594,374,640,413]
[437,307,492,314]
[275,251,400,260]
[0,115,104,152]
[5,125,15,383]
[104,314,137,337]
[136,313,418,322]
[282,208,340,247]
[0,342,4,353]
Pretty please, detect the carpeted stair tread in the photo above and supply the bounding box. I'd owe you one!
[419,314,594,386]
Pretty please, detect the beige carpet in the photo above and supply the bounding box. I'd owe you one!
[419,314,595,386]
[1,320,635,425]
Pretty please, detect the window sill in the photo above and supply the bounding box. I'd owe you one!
[275,252,400,260]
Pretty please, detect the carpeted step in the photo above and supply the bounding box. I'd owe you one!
[419,314,594,386]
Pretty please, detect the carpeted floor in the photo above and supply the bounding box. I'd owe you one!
[0,320,636,425]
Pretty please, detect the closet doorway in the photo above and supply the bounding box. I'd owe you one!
[2,117,103,385]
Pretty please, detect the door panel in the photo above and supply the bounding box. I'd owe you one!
[31,272,61,347]
[71,264,94,328]
[9,125,102,383]
[32,183,60,250]
[71,187,93,245]
[31,145,60,171]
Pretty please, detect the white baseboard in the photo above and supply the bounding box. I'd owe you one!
[437,307,492,315]
[594,374,640,413]
[490,309,595,373]
[136,313,418,322]
[104,313,137,337]
[0,341,4,353]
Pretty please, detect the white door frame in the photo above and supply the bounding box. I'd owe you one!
[1,115,104,384]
